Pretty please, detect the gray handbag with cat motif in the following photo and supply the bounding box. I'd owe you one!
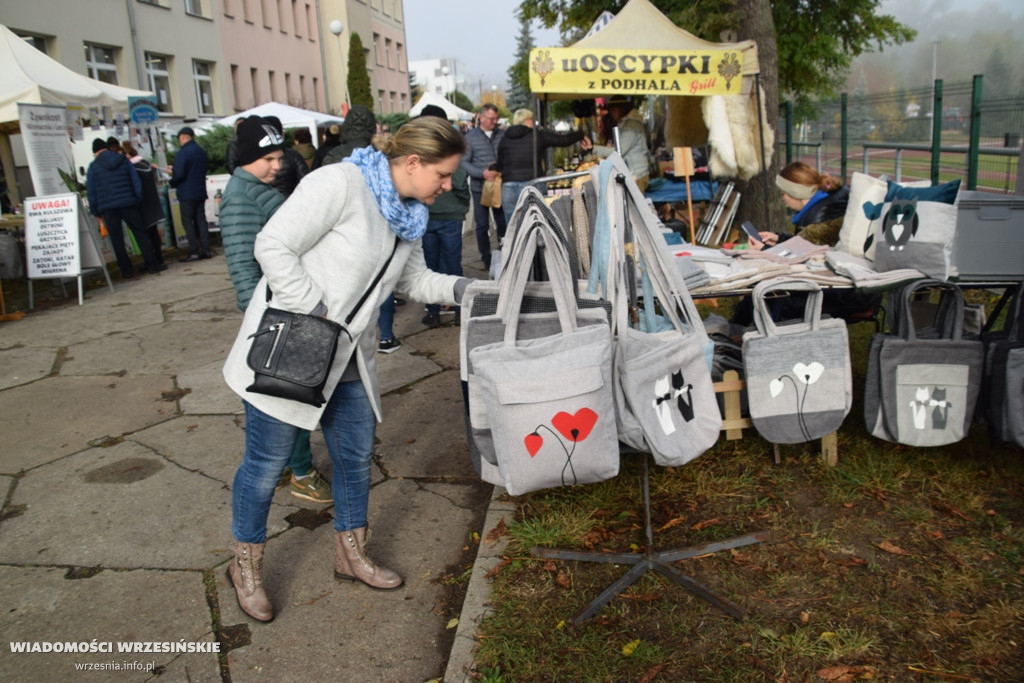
[864,279,984,446]
[742,278,852,443]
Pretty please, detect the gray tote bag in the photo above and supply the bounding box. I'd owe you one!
[864,280,984,446]
[590,154,721,466]
[981,282,1024,447]
[742,278,852,444]
[470,227,619,496]
[460,191,609,484]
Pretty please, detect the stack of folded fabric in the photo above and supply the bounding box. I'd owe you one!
[825,250,924,290]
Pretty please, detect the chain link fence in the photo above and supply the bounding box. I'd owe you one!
[779,79,1023,194]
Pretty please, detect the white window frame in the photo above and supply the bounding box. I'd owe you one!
[145,53,173,112]
[85,44,119,85]
[193,60,215,115]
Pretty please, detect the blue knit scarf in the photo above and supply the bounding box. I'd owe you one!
[348,146,428,241]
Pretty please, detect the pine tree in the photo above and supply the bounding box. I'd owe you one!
[348,33,373,110]
[505,11,535,112]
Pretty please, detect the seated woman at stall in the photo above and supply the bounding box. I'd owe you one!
[732,161,877,326]
[751,161,850,247]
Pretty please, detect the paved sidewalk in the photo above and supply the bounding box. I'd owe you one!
[0,249,497,682]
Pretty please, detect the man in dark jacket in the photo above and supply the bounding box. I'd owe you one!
[497,108,591,225]
[86,138,164,278]
[263,116,309,198]
[461,103,506,270]
[168,126,211,262]
[322,105,377,165]
[310,123,342,169]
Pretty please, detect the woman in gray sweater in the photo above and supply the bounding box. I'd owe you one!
[221,117,469,622]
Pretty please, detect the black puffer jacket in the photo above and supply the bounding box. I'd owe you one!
[271,147,309,198]
[795,186,850,229]
[324,105,377,166]
[496,125,585,182]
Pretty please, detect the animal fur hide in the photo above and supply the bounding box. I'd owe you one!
[701,88,775,181]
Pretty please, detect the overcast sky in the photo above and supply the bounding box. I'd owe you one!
[403,0,1024,102]
[404,0,561,100]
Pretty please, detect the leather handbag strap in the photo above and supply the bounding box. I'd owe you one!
[265,234,400,326]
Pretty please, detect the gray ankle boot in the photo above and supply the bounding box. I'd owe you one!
[226,541,274,622]
[333,527,403,590]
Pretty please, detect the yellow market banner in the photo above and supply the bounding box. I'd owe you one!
[529,48,744,96]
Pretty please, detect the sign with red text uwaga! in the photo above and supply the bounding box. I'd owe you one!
[529,48,743,96]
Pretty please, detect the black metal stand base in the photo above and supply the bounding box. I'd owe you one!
[531,454,769,624]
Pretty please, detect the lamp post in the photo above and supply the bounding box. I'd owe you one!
[441,65,453,104]
[930,38,941,143]
[329,20,349,112]
[491,84,497,106]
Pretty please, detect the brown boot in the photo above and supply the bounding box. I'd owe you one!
[333,527,403,590]
[226,541,274,622]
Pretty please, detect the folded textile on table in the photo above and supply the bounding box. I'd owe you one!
[691,259,792,293]
[825,250,924,290]
[725,235,831,265]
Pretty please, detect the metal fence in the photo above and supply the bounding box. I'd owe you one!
[778,77,1024,194]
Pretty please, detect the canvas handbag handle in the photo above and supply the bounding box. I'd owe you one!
[895,279,964,342]
[497,221,579,345]
[499,187,580,285]
[751,278,825,337]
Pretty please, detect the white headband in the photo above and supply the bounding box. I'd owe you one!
[775,175,816,200]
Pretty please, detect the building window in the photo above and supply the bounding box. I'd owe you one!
[242,0,252,23]
[384,38,391,69]
[18,34,49,55]
[306,3,314,39]
[373,33,382,65]
[277,0,287,32]
[185,0,209,18]
[377,89,384,112]
[231,64,241,110]
[138,0,170,7]
[222,0,233,16]
[261,0,272,28]
[393,1,402,21]
[84,44,119,85]
[396,42,404,72]
[291,0,301,37]
[250,67,260,103]
[298,74,306,107]
[193,60,215,115]
[382,0,390,16]
[145,53,173,111]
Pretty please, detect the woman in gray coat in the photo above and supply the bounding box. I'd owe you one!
[221,118,469,622]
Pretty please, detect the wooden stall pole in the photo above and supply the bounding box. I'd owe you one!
[673,147,696,244]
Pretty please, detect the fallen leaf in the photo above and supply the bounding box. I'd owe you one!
[556,620,565,629]
[799,611,810,625]
[834,556,868,568]
[923,529,945,539]
[483,557,510,580]
[931,499,971,521]
[620,592,659,602]
[542,559,557,573]
[656,517,687,532]
[446,618,459,630]
[877,540,912,556]
[622,639,641,656]
[816,664,875,682]
[555,570,570,589]
[691,517,721,531]
[484,518,507,545]
[638,664,667,682]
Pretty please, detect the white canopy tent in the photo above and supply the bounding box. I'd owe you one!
[409,91,474,121]
[214,102,344,146]
[0,23,153,205]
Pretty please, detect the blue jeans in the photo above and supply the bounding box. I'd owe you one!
[232,381,376,543]
[471,189,507,268]
[378,294,395,340]
[501,180,529,227]
[422,219,463,316]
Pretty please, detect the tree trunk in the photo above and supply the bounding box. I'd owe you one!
[735,0,789,233]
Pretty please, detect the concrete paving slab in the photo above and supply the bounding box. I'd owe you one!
[375,336,445,395]
[0,301,166,348]
[59,320,241,377]
[0,565,219,683]
[218,477,489,682]
[130,414,247,487]
[0,375,179,472]
[164,286,240,322]
[0,346,57,390]
[379,370,476,480]
[178,357,242,416]
[0,439,289,569]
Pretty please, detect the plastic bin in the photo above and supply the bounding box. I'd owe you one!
[952,191,1024,280]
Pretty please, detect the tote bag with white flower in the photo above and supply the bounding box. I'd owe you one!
[742,279,852,444]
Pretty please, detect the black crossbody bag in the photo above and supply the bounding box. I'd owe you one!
[245,236,400,407]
